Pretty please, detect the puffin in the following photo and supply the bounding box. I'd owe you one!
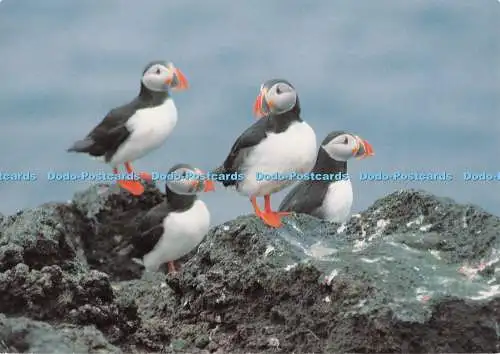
[212,79,317,228]
[278,131,374,223]
[67,61,189,196]
[130,164,215,273]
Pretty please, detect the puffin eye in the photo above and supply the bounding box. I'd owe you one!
[155,68,161,75]
[343,137,349,144]
[276,85,283,94]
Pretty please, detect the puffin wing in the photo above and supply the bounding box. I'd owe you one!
[67,101,137,161]
[221,118,269,173]
[278,181,328,214]
[131,202,171,256]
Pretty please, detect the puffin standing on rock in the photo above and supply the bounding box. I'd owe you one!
[279,131,374,223]
[212,79,317,228]
[130,164,215,273]
[67,61,189,196]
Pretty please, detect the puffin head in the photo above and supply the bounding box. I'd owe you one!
[321,131,374,161]
[165,163,215,195]
[141,61,189,92]
[253,79,299,118]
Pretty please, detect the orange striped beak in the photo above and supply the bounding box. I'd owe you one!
[165,63,189,91]
[253,88,268,119]
[353,136,375,159]
[191,168,215,192]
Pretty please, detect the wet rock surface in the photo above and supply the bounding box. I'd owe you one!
[0,183,499,353]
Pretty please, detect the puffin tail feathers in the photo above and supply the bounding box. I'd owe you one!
[67,138,94,153]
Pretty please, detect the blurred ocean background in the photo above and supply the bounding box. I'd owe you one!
[0,0,498,225]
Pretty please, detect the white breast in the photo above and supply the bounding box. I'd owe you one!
[142,199,210,272]
[109,98,178,166]
[238,121,317,197]
[319,179,353,223]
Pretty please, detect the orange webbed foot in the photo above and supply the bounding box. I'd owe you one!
[139,172,153,182]
[117,180,144,196]
[256,210,286,228]
[252,196,288,228]
[204,180,216,192]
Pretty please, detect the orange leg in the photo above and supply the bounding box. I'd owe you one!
[113,166,144,196]
[125,161,152,182]
[264,195,290,217]
[167,261,177,273]
[251,195,289,228]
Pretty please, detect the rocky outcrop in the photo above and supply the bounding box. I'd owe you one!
[0,183,498,353]
[0,314,120,353]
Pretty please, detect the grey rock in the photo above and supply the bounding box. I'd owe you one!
[0,203,90,271]
[0,314,121,353]
[195,334,210,349]
[72,184,116,220]
[0,184,499,353]
[0,263,140,342]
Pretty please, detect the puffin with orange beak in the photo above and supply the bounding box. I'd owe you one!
[67,61,189,196]
[130,163,214,273]
[212,79,317,228]
[279,131,374,222]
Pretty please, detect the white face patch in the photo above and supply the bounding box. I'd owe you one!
[322,134,358,162]
[265,82,297,115]
[166,167,205,195]
[141,64,172,92]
